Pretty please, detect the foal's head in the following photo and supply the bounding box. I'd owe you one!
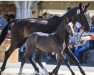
[57,18,74,37]
[64,18,74,36]
[65,3,91,32]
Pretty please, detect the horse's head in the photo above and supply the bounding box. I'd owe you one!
[66,3,91,32]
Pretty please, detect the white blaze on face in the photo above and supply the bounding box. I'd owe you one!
[68,22,74,35]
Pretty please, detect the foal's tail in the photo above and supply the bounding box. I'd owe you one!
[0,19,18,45]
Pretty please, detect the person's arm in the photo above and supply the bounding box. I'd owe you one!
[91,35,94,40]
[81,36,91,40]
[74,41,82,47]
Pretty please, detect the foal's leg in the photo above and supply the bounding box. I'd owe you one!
[65,48,86,75]
[18,55,27,75]
[19,56,40,75]
[50,59,61,75]
[37,60,49,74]
[19,53,29,75]
[50,53,75,75]
[28,56,39,73]
[19,44,34,75]
[35,49,49,74]
[54,52,67,75]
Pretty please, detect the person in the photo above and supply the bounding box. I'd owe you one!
[3,14,9,22]
[38,15,43,19]
[0,15,8,29]
[70,27,91,62]
[19,44,25,61]
[75,21,82,32]
[89,24,94,49]
[91,16,94,26]
[74,38,90,62]
[42,12,48,19]
[9,14,15,21]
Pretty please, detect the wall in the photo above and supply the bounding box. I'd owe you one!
[40,1,94,17]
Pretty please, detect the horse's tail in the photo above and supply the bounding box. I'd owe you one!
[0,19,18,45]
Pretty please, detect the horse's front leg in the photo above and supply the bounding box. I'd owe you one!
[50,52,62,75]
[65,47,86,75]
[62,53,75,75]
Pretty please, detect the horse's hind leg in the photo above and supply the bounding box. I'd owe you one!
[28,56,39,73]
[19,45,33,75]
[0,43,17,73]
[37,60,49,75]
[65,48,86,75]
[35,49,49,74]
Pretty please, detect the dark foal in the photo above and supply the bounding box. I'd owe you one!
[19,18,73,75]
[0,3,90,75]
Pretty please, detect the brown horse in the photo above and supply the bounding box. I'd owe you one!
[0,3,90,75]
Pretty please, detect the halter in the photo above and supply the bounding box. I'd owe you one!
[65,18,74,36]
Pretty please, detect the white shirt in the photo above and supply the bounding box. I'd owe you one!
[75,22,81,28]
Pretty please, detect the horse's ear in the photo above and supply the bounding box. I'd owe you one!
[85,3,90,10]
[65,18,70,23]
[79,3,82,9]
[65,18,67,23]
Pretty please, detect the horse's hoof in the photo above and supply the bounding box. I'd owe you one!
[49,72,58,75]
[81,71,86,75]
[34,71,40,75]
[53,72,58,75]
[72,73,75,75]
[49,72,52,75]
[0,71,2,75]
[72,72,75,75]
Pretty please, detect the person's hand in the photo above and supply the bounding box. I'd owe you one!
[75,41,82,46]
[69,45,73,48]
[91,35,94,40]
[75,41,80,44]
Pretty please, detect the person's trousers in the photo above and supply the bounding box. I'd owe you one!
[74,46,88,60]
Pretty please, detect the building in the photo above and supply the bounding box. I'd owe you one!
[0,1,94,18]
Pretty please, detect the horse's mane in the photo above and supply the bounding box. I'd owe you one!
[61,6,78,18]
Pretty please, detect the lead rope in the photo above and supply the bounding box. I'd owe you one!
[78,30,84,43]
